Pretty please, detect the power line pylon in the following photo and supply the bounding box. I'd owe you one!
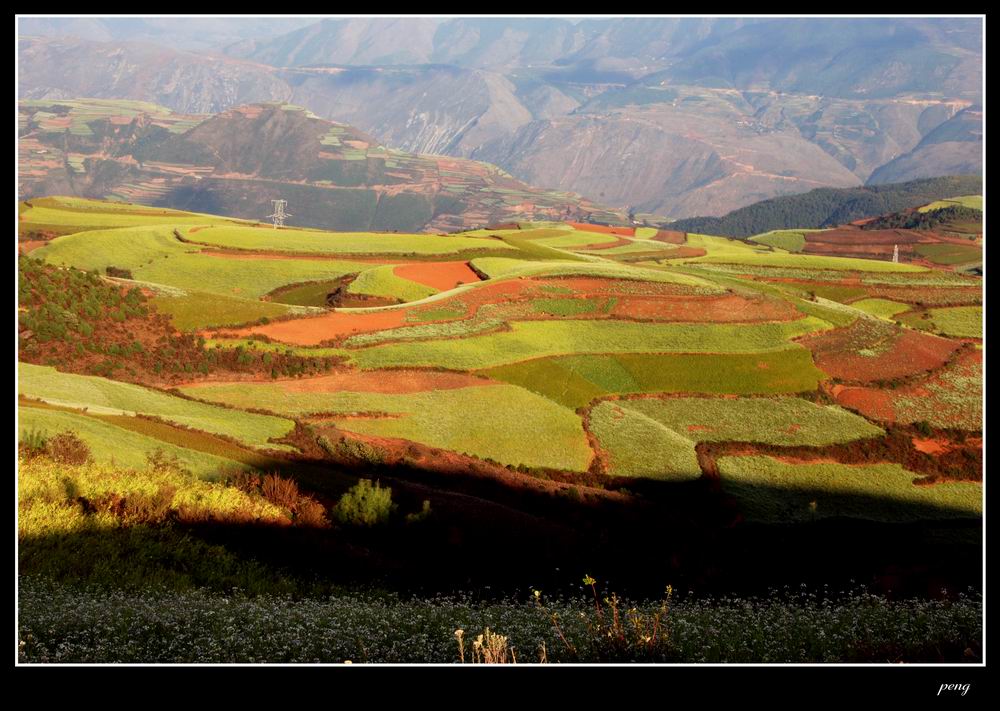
[267,199,291,229]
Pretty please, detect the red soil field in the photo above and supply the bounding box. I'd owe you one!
[830,384,896,423]
[652,230,687,244]
[653,246,707,259]
[804,228,925,245]
[801,322,961,383]
[609,293,800,322]
[229,308,410,346]
[393,261,481,291]
[574,235,635,250]
[565,222,635,237]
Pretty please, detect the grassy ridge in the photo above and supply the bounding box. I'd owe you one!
[347,265,438,303]
[19,406,239,478]
[20,363,295,450]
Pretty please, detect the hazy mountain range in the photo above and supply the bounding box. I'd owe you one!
[18,16,983,219]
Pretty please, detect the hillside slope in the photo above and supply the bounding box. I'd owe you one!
[18,100,624,231]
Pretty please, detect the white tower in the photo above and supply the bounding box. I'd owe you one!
[267,200,291,229]
[892,244,899,263]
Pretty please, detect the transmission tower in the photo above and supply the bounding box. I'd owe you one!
[892,244,899,263]
[267,199,291,229]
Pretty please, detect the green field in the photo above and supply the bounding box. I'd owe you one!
[36,226,368,298]
[589,401,701,480]
[748,230,810,253]
[915,243,982,266]
[182,225,512,256]
[180,382,592,471]
[901,306,982,338]
[19,406,239,478]
[20,364,295,450]
[20,197,245,233]
[681,234,927,272]
[481,350,825,409]
[850,298,911,319]
[349,317,832,371]
[918,195,983,212]
[151,291,307,331]
[614,397,883,447]
[346,265,438,302]
[717,456,982,523]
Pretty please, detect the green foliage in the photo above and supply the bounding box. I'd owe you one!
[335,479,396,527]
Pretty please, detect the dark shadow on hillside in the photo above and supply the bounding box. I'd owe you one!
[19,456,982,601]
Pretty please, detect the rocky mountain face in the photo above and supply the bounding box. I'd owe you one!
[19,100,624,231]
[18,17,982,220]
[867,107,983,185]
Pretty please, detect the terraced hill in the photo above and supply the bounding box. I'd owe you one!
[18,100,625,232]
[17,197,982,604]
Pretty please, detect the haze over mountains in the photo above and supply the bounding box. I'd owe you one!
[18,17,983,219]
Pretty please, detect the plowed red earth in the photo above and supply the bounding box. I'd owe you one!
[609,294,800,322]
[229,309,410,346]
[801,323,961,382]
[652,230,687,244]
[804,228,926,245]
[830,349,981,427]
[565,222,635,237]
[183,369,492,394]
[574,235,634,250]
[393,261,481,290]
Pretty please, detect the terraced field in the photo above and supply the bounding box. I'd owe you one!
[18,197,983,533]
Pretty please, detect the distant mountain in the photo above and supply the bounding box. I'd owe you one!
[18,18,982,221]
[18,16,319,52]
[669,176,983,238]
[654,18,982,100]
[18,100,624,232]
[867,107,983,185]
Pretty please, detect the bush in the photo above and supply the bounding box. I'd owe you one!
[336,479,396,527]
[915,420,934,437]
[261,473,300,511]
[318,435,386,466]
[146,448,190,475]
[46,431,91,465]
[19,428,48,459]
[295,497,328,528]
[405,500,432,525]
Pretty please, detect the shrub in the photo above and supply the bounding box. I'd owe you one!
[295,497,328,528]
[261,473,300,511]
[146,448,190,476]
[105,266,134,279]
[319,435,386,466]
[336,479,396,527]
[46,431,91,465]
[19,428,48,459]
[405,500,432,524]
[915,420,934,437]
